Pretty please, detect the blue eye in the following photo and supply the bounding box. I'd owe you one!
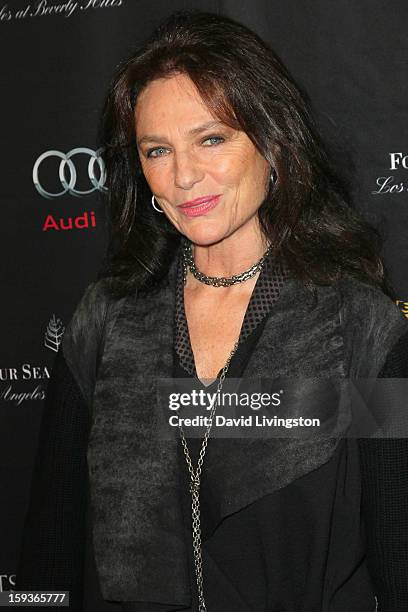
[146,147,168,158]
[202,135,225,146]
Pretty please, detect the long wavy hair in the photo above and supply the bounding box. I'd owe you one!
[98,9,390,298]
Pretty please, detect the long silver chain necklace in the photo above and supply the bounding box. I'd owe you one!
[178,240,272,610]
[182,240,272,287]
[178,341,239,612]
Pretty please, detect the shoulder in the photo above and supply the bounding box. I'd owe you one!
[334,275,406,332]
[62,277,121,351]
[332,276,408,375]
[61,277,129,407]
[66,277,113,330]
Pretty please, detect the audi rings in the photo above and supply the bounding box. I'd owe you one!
[32,148,107,198]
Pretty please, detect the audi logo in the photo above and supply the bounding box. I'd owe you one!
[33,148,107,199]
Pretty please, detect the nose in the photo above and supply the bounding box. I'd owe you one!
[173,150,204,190]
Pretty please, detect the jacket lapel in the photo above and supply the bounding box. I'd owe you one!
[88,244,191,604]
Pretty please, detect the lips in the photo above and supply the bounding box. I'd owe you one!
[178,194,221,217]
[179,195,221,208]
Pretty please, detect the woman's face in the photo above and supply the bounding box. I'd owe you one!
[135,73,271,246]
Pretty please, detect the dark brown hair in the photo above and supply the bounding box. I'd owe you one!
[98,9,389,297]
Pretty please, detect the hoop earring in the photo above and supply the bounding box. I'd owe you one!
[151,195,164,213]
[270,168,277,185]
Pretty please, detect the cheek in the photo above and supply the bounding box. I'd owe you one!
[140,161,170,192]
[208,149,249,186]
[220,139,261,173]
[213,154,265,191]
[240,150,270,188]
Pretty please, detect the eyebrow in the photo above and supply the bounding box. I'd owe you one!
[136,120,225,146]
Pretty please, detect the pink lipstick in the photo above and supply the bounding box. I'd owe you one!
[178,195,221,217]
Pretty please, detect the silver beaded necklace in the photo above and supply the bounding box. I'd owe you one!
[178,240,272,610]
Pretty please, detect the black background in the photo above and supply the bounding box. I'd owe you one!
[1,0,407,602]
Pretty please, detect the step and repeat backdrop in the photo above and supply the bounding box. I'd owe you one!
[1,0,407,607]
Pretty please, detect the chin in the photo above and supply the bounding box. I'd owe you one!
[182,225,226,247]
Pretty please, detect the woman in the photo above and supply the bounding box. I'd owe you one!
[16,9,408,612]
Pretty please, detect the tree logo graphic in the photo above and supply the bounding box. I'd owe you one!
[44,314,65,352]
